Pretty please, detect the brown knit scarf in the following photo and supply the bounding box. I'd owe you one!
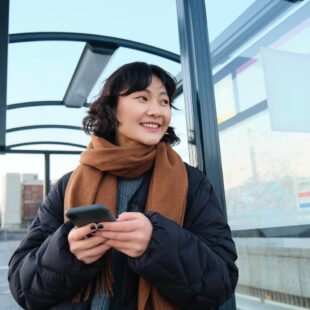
[64,134,188,310]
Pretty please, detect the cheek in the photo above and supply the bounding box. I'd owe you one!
[114,106,121,122]
[166,111,172,125]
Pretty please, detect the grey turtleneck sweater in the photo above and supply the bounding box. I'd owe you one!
[91,175,145,310]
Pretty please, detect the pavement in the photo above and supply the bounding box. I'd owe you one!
[0,240,23,309]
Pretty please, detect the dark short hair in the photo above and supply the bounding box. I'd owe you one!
[83,62,180,145]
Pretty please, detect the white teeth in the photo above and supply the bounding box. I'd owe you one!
[142,123,159,128]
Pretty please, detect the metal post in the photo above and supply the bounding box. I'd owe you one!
[44,153,51,196]
[176,0,226,210]
[176,0,235,309]
[0,0,9,152]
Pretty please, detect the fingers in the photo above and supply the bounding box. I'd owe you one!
[100,212,147,232]
[104,237,149,258]
[117,212,142,221]
[68,212,153,260]
[95,212,153,258]
[68,223,112,264]
[97,227,149,242]
[74,243,111,264]
[68,223,98,241]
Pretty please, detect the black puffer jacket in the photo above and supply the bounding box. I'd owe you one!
[8,163,238,309]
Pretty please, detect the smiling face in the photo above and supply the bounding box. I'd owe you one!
[115,75,172,147]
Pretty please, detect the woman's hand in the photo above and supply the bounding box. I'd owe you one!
[68,224,111,264]
[96,212,153,258]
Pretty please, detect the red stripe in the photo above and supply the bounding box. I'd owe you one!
[298,192,310,198]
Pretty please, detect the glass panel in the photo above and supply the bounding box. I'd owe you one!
[205,0,256,42]
[50,154,80,183]
[214,74,236,123]
[8,42,84,104]
[171,94,189,164]
[213,1,310,115]
[221,110,310,230]
[0,154,44,308]
[0,154,45,229]
[235,61,266,111]
[9,0,180,53]
[213,1,310,309]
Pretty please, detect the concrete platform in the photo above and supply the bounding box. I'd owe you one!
[0,240,22,309]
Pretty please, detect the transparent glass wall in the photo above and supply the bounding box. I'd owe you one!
[50,154,80,183]
[0,154,44,309]
[171,94,189,164]
[0,154,45,228]
[210,1,310,308]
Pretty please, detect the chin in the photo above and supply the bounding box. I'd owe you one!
[141,138,161,146]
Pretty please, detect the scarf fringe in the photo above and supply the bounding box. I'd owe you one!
[72,250,114,303]
[101,250,114,298]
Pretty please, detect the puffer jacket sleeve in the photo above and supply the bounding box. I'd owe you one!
[8,173,104,310]
[128,166,238,309]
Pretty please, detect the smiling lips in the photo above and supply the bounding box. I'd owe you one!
[140,122,161,129]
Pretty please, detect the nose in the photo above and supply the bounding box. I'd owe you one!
[146,101,162,117]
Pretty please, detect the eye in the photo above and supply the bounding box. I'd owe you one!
[135,96,147,102]
[161,99,170,106]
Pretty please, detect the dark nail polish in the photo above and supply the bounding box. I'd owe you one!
[87,232,96,238]
[90,224,97,230]
[97,223,104,230]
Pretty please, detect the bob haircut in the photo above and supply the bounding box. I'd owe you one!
[83,62,180,145]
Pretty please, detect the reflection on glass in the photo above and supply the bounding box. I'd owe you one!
[235,60,266,112]
[205,0,256,42]
[214,2,310,309]
[221,111,310,230]
[214,74,236,123]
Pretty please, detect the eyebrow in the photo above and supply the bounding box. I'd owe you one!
[142,89,168,96]
[159,91,169,97]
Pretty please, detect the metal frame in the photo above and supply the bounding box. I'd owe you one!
[218,100,268,132]
[7,141,86,150]
[233,224,310,238]
[176,1,234,308]
[199,0,310,136]
[10,32,180,63]
[6,32,181,152]
[4,149,82,155]
[4,32,181,192]
[7,124,82,133]
[176,0,225,205]
[210,0,295,67]
[176,0,240,310]
[44,153,50,195]
[175,0,297,96]
[7,100,64,109]
[0,0,9,153]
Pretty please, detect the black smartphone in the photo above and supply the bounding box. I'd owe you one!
[66,204,116,227]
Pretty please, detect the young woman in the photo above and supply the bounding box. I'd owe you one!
[8,62,238,309]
